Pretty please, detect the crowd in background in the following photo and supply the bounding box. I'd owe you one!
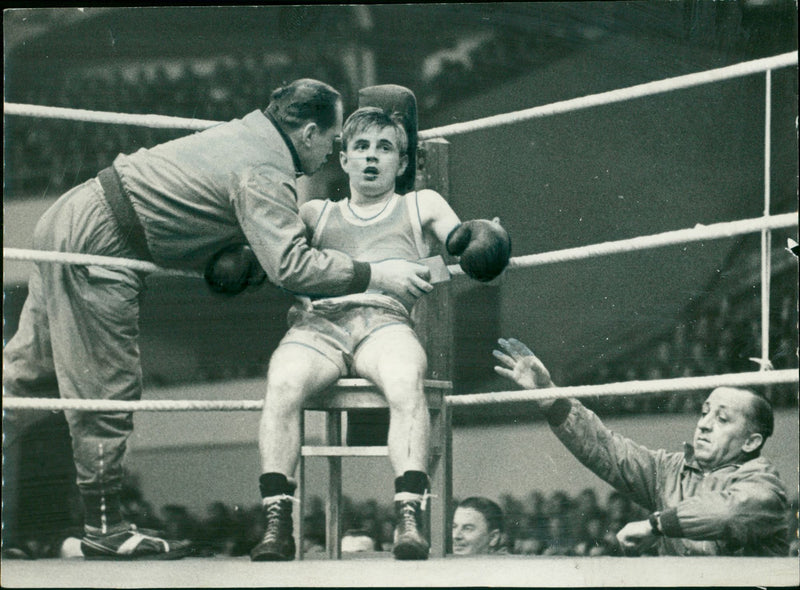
[4,39,541,198]
[88,477,800,558]
[5,0,793,199]
[4,13,617,197]
[5,55,349,197]
[572,266,798,415]
[8,447,799,560]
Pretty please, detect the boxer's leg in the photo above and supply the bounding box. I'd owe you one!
[353,323,431,560]
[252,313,344,562]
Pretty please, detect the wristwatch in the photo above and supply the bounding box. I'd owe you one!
[648,511,663,536]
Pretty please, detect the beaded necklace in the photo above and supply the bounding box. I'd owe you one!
[346,195,392,221]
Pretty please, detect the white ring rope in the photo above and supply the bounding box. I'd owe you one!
[2,370,796,412]
[3,52,795,140]
[419,51,798,139]
[4,52,795,139]
[453,212,799,277]
[447,369,799,408]
[3,102,221,130]
[5,212,795,278]
[2,248,201,278]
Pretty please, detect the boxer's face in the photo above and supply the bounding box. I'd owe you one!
[452,507,499,555]
[340,124,407,199]
[692,387,761,470]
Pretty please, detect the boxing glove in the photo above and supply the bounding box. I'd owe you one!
[446,218,511,282]
[204,244,266,296]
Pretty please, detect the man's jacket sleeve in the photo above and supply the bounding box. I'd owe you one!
[234,166,370,296]
[658,462,788,547]
[547,399,666,511]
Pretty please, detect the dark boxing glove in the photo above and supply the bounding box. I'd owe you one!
[204,244,267,296]
[446,218,511,282]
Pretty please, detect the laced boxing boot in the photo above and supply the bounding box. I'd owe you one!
[79,489,193,560]
[250,493,297,561]
[81,522,193,560]
[392,491,429,560]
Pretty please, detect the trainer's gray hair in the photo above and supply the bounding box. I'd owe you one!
[265,78,342,132]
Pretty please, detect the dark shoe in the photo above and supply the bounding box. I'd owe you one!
[392,492,429,560]
[81,522,193,560]
[250,495,296,561]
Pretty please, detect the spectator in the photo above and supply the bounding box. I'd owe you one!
[605,491,636,537]
[160,505,199,545]
[120,474,163,532]
[542,515,574,556]
[512,526,545,555]
[573,508,618,556]
[788,496,799,557]
[452,496,507,555]
[341,529,377,553]
[195,501,237,556]
[301,496,326,555]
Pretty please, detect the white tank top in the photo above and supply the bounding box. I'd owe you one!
[304,193,429,313]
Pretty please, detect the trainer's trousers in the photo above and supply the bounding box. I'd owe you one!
[3,177,147,496]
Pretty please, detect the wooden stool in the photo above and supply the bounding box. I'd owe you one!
[297,378,452,559]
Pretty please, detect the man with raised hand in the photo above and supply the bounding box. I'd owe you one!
[493,337,789,556]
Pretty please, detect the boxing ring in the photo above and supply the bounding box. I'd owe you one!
[3,51,799,587]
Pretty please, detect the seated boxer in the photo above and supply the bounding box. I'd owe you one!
[228,89,510,562]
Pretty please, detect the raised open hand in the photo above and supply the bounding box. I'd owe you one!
[492,338,555,391]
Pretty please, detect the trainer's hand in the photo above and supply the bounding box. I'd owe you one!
[615,520,657,555]
[369,259,433,299]
[492,338,555,391]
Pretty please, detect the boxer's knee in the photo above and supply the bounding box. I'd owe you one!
[381,364,426,415]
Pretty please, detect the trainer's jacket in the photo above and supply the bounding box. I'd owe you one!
[112,110,367,296]
[306,193,428,313]
[545,398,789,556]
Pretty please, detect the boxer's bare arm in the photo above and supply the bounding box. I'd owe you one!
[415,189,461,245]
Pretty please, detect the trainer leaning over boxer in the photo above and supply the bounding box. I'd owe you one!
[2,78,433,561]
[493,338,789,556]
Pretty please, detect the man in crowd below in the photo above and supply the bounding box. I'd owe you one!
[492,338,789,556]
[3,78,432,561]
[250,95,511,561]
[452,496,507,556]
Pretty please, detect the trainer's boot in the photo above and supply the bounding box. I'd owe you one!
[392,492,429,560]
[81,522,193,560]
[250,494,296,561]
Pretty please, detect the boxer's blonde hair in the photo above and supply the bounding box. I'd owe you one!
[341,107,408,155]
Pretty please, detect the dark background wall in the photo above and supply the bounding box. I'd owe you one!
[436,32,798,388]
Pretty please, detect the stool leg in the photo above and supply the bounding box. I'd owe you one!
[428,402,452,557]
[427,408,440,557]
[326,411,342,559]
[297,412,305,560]
[443,403,453,555]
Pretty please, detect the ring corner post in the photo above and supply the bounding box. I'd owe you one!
[414,137,454,557]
